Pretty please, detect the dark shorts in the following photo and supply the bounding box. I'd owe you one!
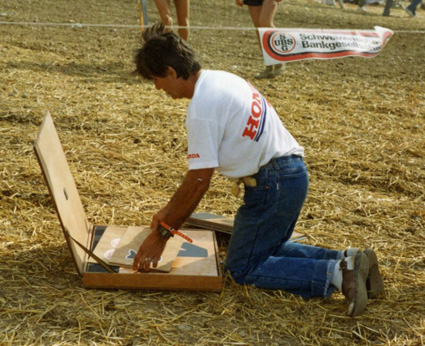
[243,0,263,6]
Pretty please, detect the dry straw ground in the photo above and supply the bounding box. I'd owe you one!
[1,0,424,345]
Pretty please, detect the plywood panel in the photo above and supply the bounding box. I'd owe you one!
[109,226,184,271]
[171,230,218,276]
[34,112,90,274]
[89,225,128,264]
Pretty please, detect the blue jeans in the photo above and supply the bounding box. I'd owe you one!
[407,0,422,14]
[225,155,341,298]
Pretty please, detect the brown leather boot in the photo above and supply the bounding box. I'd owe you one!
[341,252,369,316]
[346,248,385,299]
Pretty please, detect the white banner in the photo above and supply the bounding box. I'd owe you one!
[259,26,393,65]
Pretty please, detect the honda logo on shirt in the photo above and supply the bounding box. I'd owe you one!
[187,153,200,159]
[242,84,267,142]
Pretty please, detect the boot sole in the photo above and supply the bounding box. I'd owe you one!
[348,248,385,299]
[364,249,385,299]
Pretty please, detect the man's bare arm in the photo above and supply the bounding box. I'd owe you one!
[133,167,214,271]
[152,167,215,231]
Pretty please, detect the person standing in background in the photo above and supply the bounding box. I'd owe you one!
[235,0,285,79]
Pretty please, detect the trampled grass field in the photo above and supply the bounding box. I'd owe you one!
[1,0,424,344]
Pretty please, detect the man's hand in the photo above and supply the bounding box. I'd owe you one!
[235,0,244,7]
[132,229,167,271]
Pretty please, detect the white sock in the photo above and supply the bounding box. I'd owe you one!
[345,248,358,257]
[331,261,343,290]
[345,256,355,270]
[331,257,356,291]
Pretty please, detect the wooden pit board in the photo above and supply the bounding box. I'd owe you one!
[84,227,222,290]
[33,111,223,291]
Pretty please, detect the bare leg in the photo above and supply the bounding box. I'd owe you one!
[155,0,173,31]
[174,0,190,41]
[257,0,279,27]
[248,0,283,79]
[248,0,279,46]
[247,6,262,46]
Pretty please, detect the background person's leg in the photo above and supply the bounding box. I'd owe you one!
[247,1,279,49]
[257,0,279,27]
[248,0,283,78]
[406,0,422,16]
[174,0,190,40]
[247,4,262,42]
[154,0,173,30]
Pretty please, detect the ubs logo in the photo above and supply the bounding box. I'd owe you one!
[269,33,296,54]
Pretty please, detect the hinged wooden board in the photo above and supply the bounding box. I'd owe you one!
[34,112,91,274]
[34,111,223,291]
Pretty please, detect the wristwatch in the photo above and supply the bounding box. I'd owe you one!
[157,221,193,243]
[157,223,174,240]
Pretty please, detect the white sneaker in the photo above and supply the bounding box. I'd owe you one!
[357,6,369,14]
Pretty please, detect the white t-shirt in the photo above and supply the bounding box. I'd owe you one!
[186,70,304,178]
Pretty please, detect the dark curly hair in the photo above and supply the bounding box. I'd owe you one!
[134,23,201,80]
